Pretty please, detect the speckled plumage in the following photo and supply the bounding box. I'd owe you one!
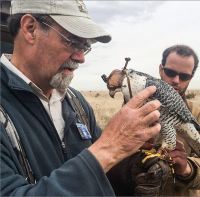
[122,69,200,156]
[138,70,195,123]
[105,68,200,156]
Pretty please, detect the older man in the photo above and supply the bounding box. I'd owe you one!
[0,0,161,196]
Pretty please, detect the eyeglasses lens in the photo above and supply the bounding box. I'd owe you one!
[70,38,91,54]
[163,67,192,81]
[40,21,91,55]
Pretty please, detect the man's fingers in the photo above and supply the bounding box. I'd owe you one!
[140,123,161,140]
[169,151,187,159]
[175,140,185,151]
[145,123,161,139]
[126,86,157,109]
[140,100,161,116]
[143,110,160,125]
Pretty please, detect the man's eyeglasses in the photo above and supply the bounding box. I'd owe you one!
[162,66,193,81]
[41,21,92,55]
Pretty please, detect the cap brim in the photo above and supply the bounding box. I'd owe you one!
[50,15,111,43]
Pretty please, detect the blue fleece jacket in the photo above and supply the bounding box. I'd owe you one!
[0,63,115,196]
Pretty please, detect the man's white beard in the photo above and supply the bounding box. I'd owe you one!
[50,60,79,90]
[50,72,73,90]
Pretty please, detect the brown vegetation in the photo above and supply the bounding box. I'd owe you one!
[82,90,200,130]
[186,89,200,102]
[81,91,123,129]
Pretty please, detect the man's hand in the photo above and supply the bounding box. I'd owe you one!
[89,86,161,172]
[133,158,170,196]
[168,140,192,177]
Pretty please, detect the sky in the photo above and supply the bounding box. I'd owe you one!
[71,1,200,91]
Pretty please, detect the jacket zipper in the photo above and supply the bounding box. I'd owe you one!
[38,97,65,162]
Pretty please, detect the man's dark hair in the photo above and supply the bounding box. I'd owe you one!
[161,45,199,75]
[7,14,52,38]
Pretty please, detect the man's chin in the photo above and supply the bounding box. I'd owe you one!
[50,73,73,90]
[171,86,181,94]
[175,88,186,97]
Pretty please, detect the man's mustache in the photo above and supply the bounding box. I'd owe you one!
[61,60,79,70]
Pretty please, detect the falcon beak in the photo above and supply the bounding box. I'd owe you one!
[109,88,121,98]
[109,90,116,98]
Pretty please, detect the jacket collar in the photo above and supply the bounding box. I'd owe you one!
[1,62,33,93]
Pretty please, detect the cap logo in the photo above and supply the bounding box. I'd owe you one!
[76,0,88,13]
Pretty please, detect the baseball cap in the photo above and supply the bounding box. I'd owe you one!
[11,0,111,43]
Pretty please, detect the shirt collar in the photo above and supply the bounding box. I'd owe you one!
[1,53,31,84]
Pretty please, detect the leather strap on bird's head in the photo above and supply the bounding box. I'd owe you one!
[101,57,132,99]
[102,69,125,97]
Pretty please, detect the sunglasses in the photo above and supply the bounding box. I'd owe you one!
[162,66,193,81]
[41,21,92,55]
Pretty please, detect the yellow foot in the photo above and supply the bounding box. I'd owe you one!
[141,148,176,183]
[141,148,163,163]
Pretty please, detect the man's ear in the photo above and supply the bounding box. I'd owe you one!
[159,64,163,76]
[20,14,38,44]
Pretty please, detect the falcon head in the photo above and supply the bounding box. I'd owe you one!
[101,57,131,98]
[101,69,126,98]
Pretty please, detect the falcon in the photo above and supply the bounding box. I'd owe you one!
[102,58,200,157]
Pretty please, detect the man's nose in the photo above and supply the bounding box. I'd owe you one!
[172,75,180,84]
[71,50,85,64]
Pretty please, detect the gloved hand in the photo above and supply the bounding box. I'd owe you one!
[130,152,171,196]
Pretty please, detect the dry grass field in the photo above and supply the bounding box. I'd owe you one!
[82,89,200,129]
[81,91,124,129]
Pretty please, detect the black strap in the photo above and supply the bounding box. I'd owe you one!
[67,88,90,133]
[0,106,35,184]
